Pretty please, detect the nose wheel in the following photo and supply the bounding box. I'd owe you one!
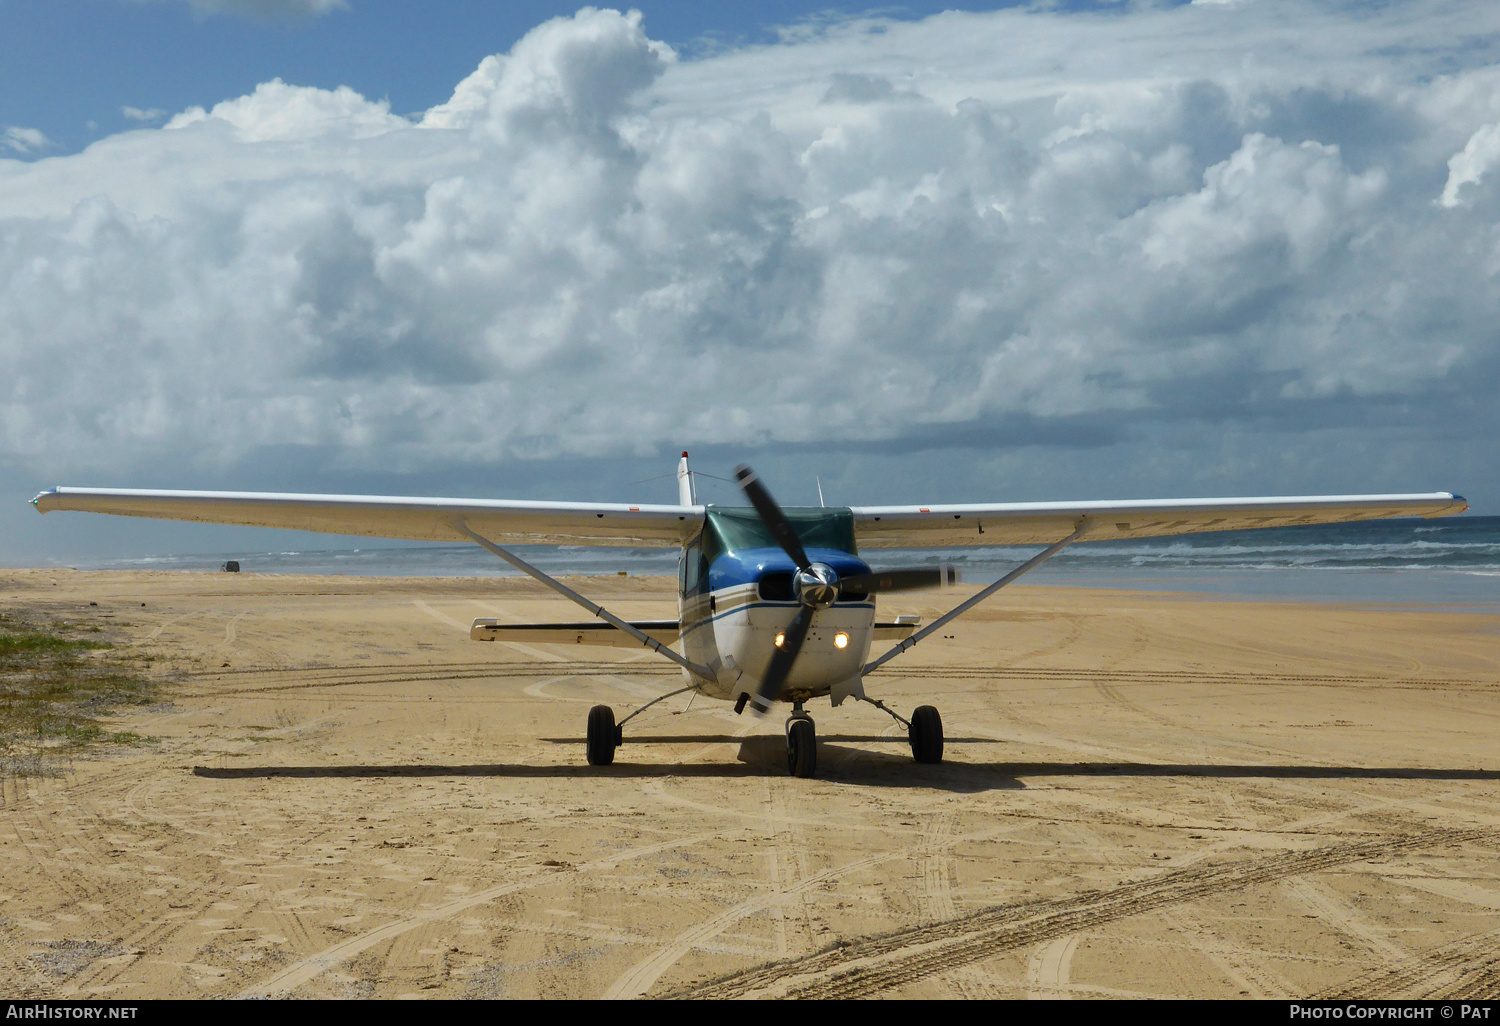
[786,706,818,778]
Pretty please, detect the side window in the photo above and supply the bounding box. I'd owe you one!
[681,536,703,595]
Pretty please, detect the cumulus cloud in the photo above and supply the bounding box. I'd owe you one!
[121,107,168,123]
[2,2,1498,500]
[164,78,406,140]
[1441,122,1500,207]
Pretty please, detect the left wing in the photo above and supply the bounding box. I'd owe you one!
[849,492,1468,547]
[31,487,703,547]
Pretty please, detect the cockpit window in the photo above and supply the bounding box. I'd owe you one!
[702,507,857,567]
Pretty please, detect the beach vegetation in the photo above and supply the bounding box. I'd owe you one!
[0,613,159,774]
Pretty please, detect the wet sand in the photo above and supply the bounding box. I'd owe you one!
[2,568,1499,999]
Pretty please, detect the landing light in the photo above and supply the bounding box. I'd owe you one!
[834,632,849,649]
[774,632,786,648]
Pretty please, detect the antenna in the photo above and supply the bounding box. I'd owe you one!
[816,476,825,507]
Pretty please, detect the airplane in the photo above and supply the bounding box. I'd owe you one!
[31,456,1467,778]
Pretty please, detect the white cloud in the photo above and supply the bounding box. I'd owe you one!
[1440,121,1500,207]
[121,107,168,123]
[2,127,51,154]
[2,2,1498,500]
[164,78,406,140]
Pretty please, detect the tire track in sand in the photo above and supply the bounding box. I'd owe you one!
[669,827,1490,1000]
[760,779,800,958]
[600,846,911,1000]
[1021,819,1295,999]
[918,810,1009,999]
[1314,924,1500,1000]
[236,829,723,997]
[1022,820,1117,1001]
[1282,877,1413,965]
[603,817,1038,1000]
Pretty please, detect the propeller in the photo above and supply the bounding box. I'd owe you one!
[839,567,958,595]
[734,465,957,713]
[734,465,810,570]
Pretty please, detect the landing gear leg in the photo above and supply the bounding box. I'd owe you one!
[857,695,943,765]
[587,704,622,766]
[785,703,817,779]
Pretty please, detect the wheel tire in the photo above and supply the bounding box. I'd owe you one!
[909,705,943,764]
[587,705,618,766]
[787,719,818,778]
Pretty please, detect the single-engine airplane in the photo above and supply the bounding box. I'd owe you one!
[31,456,1467,777]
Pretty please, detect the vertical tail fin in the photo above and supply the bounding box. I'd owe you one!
[677,451,697,506]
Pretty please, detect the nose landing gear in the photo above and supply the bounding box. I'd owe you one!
[786,704,817,778]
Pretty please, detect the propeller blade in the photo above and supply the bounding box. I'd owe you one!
[734,465,810,570]
[752,605,813,713]
[839,567,958,594]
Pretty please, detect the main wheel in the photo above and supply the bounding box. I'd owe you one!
[787,719,818,778]
[909,705,943,764]
[586,704,619,766]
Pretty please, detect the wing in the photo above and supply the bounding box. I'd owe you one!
[849,492,1468,547]
[31,487,703,547]
[32,486,1468,549]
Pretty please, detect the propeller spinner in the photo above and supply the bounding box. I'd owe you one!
[733,465,956,713]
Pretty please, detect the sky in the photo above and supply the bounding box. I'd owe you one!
[3,0,1499,564]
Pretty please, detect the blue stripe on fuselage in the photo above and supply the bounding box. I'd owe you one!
[705,547,869,592]
[679,600,875,640]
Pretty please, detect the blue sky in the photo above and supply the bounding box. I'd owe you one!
[3,1,1071,154]
[3,0,1498,563]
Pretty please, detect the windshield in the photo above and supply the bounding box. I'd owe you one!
[702,507,857,566]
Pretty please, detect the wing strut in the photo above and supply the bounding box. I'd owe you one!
[862,520,1095,676]
[453,521,716,680]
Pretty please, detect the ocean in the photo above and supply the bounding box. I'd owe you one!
[68,514,1500,608]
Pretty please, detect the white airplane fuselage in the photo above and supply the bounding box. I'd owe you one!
[675,508,876,705]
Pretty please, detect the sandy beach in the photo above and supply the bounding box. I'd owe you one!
[1,567,1498,999]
